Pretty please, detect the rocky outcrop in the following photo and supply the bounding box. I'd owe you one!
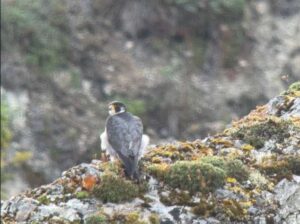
[1,83,299,223]
[1,0,300,199]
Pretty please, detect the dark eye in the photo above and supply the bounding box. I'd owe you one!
[115,106,120,112]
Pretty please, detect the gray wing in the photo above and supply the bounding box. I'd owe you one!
[106,113,143,176]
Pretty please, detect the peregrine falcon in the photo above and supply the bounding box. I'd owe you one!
[100,101,149,179]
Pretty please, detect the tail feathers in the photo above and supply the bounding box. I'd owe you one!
[117,153,139,179]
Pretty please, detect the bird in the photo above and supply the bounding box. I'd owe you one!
[100,101,149,179]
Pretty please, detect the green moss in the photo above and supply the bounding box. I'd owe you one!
[232,120,291,149]
[75,191,89,199]
[201,156,226,170]
[148,213,160,224]
[164,161,226,193]
[123,212,147,224]
[37,195,50,205]
[93,173,143,203]
[201,157,249,182]
[226,159,249,182]
[288,82,300,92]
[147,156,251,193]
[105,161,123,175]
[46,217,81,224]
[85,214,108,224]
[147,163,169,180]
[146,157,231,193]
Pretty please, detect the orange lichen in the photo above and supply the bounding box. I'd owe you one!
[82,174,98,191]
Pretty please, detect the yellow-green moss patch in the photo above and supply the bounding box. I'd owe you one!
[92,173,146,203]
[37,195,50,205]
[232,120,291,149]
[286,81,300,94]
[75,191,89,199]
[148,213,160,224]
[85,213,108,224]
[152,160,226,193]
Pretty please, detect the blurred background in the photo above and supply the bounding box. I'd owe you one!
[1,0,299,198]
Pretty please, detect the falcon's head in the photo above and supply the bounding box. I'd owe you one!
[108,101,127,115]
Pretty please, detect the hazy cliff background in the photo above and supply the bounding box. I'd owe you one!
[1,0,300,198]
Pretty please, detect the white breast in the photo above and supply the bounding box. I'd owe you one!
[100,130,118,160]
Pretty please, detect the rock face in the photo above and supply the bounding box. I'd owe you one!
[1,83,299,223]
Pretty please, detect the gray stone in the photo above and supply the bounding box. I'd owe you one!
[275,179,300,220]
[275,179,299,205]
[283,98,300,119]
[15,198,38,222]
[65,198,92,215]
[215,189,244,200]
[254,216,267,224]
[206,217,221,224]
[248,206,258,215]
[285,213,300,224]
[60,208,81,222]
[193,220,208,224]
[263,140,277,151]
[267,96,286,116]
[39,203,64,218]
[1,200,10,217]
[293,175,300,183]
[282,145,297,154]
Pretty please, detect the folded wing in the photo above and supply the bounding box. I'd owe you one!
[106,113,143,177]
